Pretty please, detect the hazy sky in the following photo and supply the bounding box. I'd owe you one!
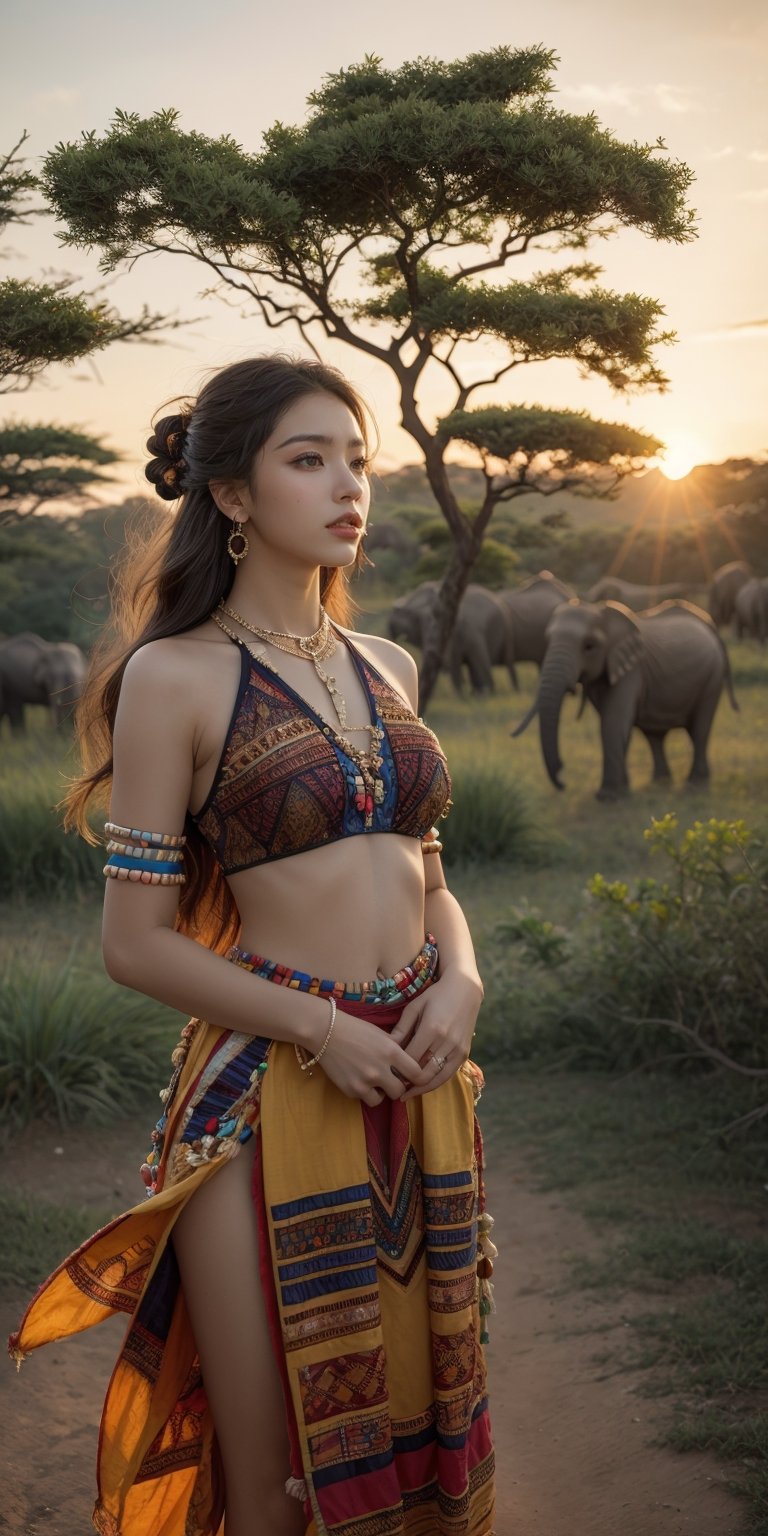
[4,0,767,498]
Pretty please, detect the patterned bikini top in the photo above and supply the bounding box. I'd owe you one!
[190,627,452,874]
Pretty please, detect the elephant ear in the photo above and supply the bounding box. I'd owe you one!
[601,602,644,685]
[31,653,49,687]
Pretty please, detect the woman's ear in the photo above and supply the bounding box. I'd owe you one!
[209,480,250,521]
[601,601,644,685]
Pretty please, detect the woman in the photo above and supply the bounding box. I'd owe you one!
[9,356,496,1536]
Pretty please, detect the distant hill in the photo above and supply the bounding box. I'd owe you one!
[373,459,768,532]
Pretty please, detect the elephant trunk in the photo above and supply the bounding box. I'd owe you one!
[516,643,580,791]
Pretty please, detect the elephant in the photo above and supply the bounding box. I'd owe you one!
[708,560,752,628]
[387,581,516,695]
[587,576,689,609]
[512,599,738,800]
[498,571,575,686]
[0,631,87,735]
[734,576,768,643]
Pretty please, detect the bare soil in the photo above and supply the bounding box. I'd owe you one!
[0,1110,746,1536]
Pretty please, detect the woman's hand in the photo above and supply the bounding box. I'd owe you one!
[318,1010,422,1106]
[387,969,483,1100]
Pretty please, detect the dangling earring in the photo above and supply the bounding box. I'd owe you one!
[227,519,249,565]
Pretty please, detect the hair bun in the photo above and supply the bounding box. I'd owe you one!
[145,412,190,501]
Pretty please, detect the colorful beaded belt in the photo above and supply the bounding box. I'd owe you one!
[226,933,438,1004]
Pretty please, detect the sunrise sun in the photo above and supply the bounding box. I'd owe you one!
[658,431,705,482]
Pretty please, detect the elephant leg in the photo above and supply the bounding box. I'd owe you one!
[686,691,719,783]
[642,730,672,781]
[596,689,636,800]
[508,661,520,692]
[462,633,494,695]
[6,694,26,735]
[447,641,466,696]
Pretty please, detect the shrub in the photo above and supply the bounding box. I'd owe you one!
[494,815,768,1087]
[442,765,557,867]
[0,956,180,1128]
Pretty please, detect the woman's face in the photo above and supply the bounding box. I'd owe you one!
[238,391,371,570]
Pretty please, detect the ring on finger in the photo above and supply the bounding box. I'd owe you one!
[430,1052,447,1072]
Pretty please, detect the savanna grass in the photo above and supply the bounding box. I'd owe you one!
[0,955,181,1129]
[0,1191,117,1292]
[441,762,559,867]
[0,717,103,899]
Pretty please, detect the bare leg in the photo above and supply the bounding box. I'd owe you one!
[173,1137,306,1536]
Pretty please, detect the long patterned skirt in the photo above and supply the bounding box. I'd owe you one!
[9,943,496,1535]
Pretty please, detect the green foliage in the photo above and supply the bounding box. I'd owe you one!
[0,954,179,1128]
[0,130,178,474]
[499,815,768,1080]
[441,765,556,867]
[439,403,661,469]
[364,266,674,392]
[413,519,519,586]
[0,277,170,394]
[0,422,119,520]
[0,499,143,642]
[46,54,693,266]
[0,132,38,232]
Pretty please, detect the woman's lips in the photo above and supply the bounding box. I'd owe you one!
[327,523,361,540]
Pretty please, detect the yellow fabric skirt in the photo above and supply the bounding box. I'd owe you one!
[9,965,496,1536]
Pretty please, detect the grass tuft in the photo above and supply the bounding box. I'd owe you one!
[0,956,181,1129]
[0,1192,116,1292]
[442,763,560,866]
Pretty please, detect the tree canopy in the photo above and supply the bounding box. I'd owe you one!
[41,47,696,700]
[0,423,120,523]
[0,133,177,395]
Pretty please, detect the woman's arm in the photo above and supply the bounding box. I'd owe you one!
[100,640,421,1106]
[365,635,484,1094]
[388,847,484,1097]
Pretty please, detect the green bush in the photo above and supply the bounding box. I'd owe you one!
[0,956,180,1128]
[442,764,557,867]
[492,815,768,1080]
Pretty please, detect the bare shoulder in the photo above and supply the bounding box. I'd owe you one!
[122,623,230,688]
[118,623,236,739]
[345,628,419,713]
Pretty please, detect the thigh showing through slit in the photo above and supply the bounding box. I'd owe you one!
[172,1137,302,1524]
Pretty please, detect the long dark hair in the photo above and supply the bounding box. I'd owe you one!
[63,354,374,951]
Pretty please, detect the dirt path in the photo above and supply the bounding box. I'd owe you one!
[0,1111,746,1536]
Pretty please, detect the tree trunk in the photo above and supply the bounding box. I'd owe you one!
[416,444,496,711]
[418,536,481,709]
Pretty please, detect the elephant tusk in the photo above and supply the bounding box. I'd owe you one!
[510,698,539,738]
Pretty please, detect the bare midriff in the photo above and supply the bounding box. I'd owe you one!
[227,834,428,981]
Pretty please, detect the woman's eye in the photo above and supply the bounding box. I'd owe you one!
[292,452,369,474]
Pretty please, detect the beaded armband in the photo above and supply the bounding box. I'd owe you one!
[421,825,443,856]
[103,822,187,886]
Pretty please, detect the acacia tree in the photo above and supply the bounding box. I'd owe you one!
[0,132,174,394]
[41,48,694,702]
[0,133,182,524]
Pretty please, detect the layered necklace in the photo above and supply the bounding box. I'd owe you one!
[212,601,386,828]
